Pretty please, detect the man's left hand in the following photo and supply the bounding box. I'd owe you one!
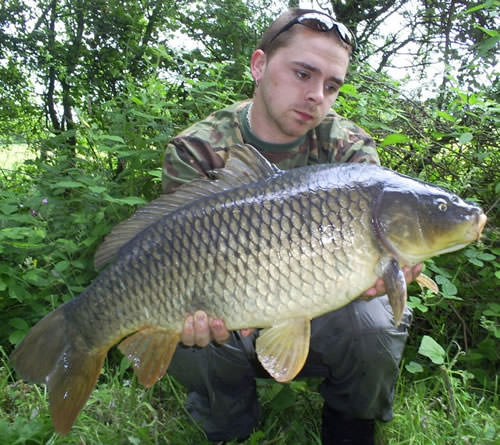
[359,263,423,300]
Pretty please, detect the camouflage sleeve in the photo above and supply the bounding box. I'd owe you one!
[317,112,380,166]
[161,136,226,194]
[337,124,379,165]
[161,101,248,193]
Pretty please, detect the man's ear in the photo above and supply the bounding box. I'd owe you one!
[250,49,267,84]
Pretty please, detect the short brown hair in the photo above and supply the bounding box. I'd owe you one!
[257,8,353,58]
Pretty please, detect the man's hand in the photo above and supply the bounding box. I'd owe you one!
[180,311,254,347]
[359,263,423,301]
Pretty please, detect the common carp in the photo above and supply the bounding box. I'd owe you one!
[10,144,486,434]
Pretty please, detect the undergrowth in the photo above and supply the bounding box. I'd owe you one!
[1,346,498,444]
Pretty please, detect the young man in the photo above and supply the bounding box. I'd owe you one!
[162,8,420,445]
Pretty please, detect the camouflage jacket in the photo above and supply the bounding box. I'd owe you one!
[162,99,379,193]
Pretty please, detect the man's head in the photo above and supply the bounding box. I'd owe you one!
[257,9,353,59]
[249,9,353,144]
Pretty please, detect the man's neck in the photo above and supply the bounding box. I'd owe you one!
[241,103,305,152]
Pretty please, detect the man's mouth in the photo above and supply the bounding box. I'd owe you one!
[294,110,315,121]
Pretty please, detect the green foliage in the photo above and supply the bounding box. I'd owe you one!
[0,1,498,442]
[0,150,152,349]
[0,56,254,352]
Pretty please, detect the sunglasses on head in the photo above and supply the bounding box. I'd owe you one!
[270,12,354,47]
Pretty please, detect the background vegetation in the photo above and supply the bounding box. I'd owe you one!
[1,0,498,443]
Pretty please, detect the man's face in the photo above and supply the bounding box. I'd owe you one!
[251,27,350,144]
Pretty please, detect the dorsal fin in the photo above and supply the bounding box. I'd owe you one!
[94,143,279,269]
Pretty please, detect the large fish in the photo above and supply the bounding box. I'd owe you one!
[10,143,486,434]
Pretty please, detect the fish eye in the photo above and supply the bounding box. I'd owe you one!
[436,198,448,212]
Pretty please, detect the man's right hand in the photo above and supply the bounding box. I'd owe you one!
[180,311,253,347]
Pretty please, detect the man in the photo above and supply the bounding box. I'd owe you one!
[162,8,420,445]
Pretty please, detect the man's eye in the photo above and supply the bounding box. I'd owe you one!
[325,84,339,94]
[295,70,309,80]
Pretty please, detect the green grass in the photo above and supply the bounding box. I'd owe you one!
[1,346,499,445]
[381,368,499,445]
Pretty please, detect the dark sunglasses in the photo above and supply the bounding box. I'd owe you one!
[269,12,354,47]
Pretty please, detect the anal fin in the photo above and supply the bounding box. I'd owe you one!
[118,327,180,387]
[256,318,310,383]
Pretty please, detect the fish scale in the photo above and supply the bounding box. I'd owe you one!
[10,144,486,435]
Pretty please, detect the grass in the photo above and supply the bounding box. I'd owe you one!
[381,367,499,445]
[1,346,499,445]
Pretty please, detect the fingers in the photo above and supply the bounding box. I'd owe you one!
[360,263,424,301]
[180,314,196,346]
[180,311,230,347]
[210,318,231,344]
[240,328,254,337]
[193,311,211,347]
[360,277,385,300]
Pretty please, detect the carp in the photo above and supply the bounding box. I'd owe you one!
[10,144,486,434]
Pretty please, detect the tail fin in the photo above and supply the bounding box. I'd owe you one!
[10,306,107,434]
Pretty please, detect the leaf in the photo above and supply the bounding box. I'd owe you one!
[105,196,147,206]
[436,110,456,122]
[339,83,359,96]
[269,386,296,411]
[464,2,495,14]
[89,185,107,194]
[0,203,18,215]
[435,275,457,296]
[23,269,48,286]
[408,296,428,313]
[468,258,484,267]
[9,331,26,345]
[418,335,446,365]
[405,361,424,374]
[148,169,162,179]
[484,303,500,316]
[97,134,126,143]
[381,133,409,146]
[51,180,85,189]
[477,253,496,262]
[474,25,498,38]
[0,227,27,240]
[458,132,473,144]
[478,35,500,55]
[8,317,29,330]
[54,260,71,273]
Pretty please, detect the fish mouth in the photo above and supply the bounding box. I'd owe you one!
[467,212,487,242]
[385,211,488,266]
[427,211,488,259]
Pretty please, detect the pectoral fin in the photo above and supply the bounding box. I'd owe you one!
[382,258,407,326]
[416,273,439,294]
[118,327,180,387]
[256,318,310,383]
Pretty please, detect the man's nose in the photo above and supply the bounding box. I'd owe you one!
[306,81,324,103]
